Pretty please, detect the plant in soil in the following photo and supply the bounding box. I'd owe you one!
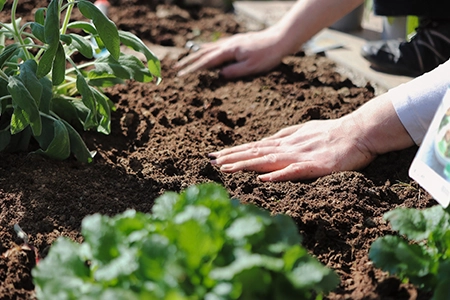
[32,183,339,300]
[0,0,161,162]
[369,205,450,299]
[0,1,439,299]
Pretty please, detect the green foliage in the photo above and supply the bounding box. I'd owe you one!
[0,0,161,162]
[33,183,339,300]
[369,205,450,299]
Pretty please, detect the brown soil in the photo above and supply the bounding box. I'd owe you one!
[0,0,435,299]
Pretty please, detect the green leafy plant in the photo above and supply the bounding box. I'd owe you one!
[0,0,161,162]
[369,205,450,299]
[33,183,339,299]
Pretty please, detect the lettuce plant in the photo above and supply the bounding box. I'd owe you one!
[369,205,450,300]
[32,183,339,299]
[0,0,161,162]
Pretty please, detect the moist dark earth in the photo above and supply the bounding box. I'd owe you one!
[0,0,436,299]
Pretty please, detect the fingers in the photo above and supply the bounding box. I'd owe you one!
[262,124,303,140]
[217,152,298,174]
[174,49,207,71]
[176,49,236,77]
[175,38,239,77]
[209,139,281,159]
[258,162,327,182]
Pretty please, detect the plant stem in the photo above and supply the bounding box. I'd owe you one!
[61,0,76,35]
[10,0,32,60]
[66,60,96,74]
[0,95,12,102]
[0,69,9,81]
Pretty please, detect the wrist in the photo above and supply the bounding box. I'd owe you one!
[349,94,415,156]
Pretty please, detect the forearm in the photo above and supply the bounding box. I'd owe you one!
[348,93,415,156]
[273,0,364,55]
[389,60,450,145]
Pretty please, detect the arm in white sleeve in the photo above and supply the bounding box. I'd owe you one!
[390,60,450,145]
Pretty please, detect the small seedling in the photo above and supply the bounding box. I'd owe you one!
[33,183,339,300]
[370,205,450,299]
[2,224,39,264]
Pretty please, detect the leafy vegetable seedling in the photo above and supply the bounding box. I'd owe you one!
[369,205,450,300]
[33,183,339,300]
[0,0,161,162]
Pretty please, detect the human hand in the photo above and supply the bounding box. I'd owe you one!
[175,28,287,78]
[209,117,377,181]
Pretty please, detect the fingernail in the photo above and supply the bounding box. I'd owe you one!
[177,70,185,77]
[208,152,218,158]
[210,159,217,165]
[220,164,232,172]
[258,174,271,181]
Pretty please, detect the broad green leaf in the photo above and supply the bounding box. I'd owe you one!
[118,30,161,80]
[82,214,121,264]
[8,76,41,136]
[33,114,71,160]
[38,76,53,114]
[0,44,19,68]
[78,0,120,60]
[44,0,60,45]
[92,89,111,134]
[87,72,124,87]
[59,34,71,45]
[138,235,174,280]
[30,22,45,43]
[76,74,97,129]
[32,238,91,299]
[384,205,449,241]
[174,205,211,224]
[435,261,450,300]
[10,107,30,134]
[369,235,435,284]
[92,53,154,82]
[226,215,264,241]
[370,236,409,275]
[37,42,58,78]
[289,255,340,292]
[176,219,223,269]
[18,60,43,104]
[270,214,303,248]
[66,33,94,58]
[184,183,230,206]
[34,7,45,25]
[152,192,179,220]
[0,0,5,11]
[31,113,55,150]
[51,97,96,132]
[211,249,284,280]
[95,249,139,282]
[67,21,97,35]
[61,119,95,163]
[37,0,61,78]
[51,97,83,128]
[52,42,66,85]
[112,210,148,235]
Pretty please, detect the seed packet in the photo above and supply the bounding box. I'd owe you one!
[409,88,450,208]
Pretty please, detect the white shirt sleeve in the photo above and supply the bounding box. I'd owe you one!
[390,60,450,145]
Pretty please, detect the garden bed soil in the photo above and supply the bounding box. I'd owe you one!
[0,0,435,299]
